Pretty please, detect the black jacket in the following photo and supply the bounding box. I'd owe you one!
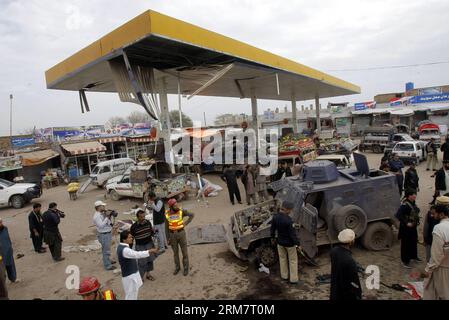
[435,168,447,191]
[404,168,419,191]
[426,141,437,154]
[270,212,299,247]
[396,199,420,239]
[423,211,439,245]
[330,246,362,300]
[28,210,44,237]
[273,167,292,181]
[42,210,61,233]
[441,142,449,160]
[221,169,240,187]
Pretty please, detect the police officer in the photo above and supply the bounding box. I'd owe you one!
[270,200,300,284]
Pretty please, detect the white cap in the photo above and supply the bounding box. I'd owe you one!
[94,200,106,207]
[338,229,356,244]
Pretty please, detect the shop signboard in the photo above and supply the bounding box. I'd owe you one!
[11,137,35,148]
[34,127,53,143]
[410,93,449,104]
[354,101,376,111]
[336,118,348,127]
[419,87,442,95]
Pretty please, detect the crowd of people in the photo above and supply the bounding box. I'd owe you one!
[0,189,195,300]
[2,144,449,301]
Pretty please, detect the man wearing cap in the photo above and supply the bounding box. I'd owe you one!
[270,200,300,284]
[396,189,421,268]
[423,204,449,300]
[93,200,116,271]
[330,229,362,300]
[165,199,194,276]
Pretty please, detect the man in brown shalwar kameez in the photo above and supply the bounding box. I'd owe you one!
[423,203,449,300]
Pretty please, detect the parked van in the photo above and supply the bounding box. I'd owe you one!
[90,158,135,188]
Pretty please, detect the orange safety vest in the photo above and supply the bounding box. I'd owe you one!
[103,289,116,300]
[166,209,184,231]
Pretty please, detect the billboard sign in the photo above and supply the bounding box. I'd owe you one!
[410,93,449,104]
[11,137,35,148]
[354,101,376,111]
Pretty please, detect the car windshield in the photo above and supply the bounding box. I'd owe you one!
[91,166,100,174]
[394,144,414,151]
[0,178,15,187]
[422,130,439,135]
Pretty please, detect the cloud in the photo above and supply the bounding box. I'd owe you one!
[1,0,449,135]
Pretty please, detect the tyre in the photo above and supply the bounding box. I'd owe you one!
[256,243,278,267]
[10,195,25,209]
[110,190,121,201]
[361,222,393,251]
[333,205,367,238]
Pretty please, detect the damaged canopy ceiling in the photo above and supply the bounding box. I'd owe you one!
[45,10,360,103]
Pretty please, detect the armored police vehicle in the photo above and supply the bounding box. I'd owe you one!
[226,153,401,266]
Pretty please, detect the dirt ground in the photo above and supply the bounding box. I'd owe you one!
[2,152,437,300]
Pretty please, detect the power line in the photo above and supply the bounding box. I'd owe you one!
[325,60,449,72]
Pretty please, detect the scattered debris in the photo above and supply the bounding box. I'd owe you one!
[63,240,102,253]
[258,263,270,274]
[113,269,121,275]
[16,253,25,259]
[187,224,227,245]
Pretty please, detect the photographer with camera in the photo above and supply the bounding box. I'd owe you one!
[93,201,117,271]
[42,202,65,262]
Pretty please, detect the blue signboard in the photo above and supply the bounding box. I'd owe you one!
[354,101,376,111]
[12,137,35,148]
[410,93,449,104]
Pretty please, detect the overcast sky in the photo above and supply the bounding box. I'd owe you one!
[1,0,449,136]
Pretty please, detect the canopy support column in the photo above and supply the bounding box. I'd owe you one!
[291,93,298,134]
[315,94,321,136]
[250,88,259,143]
[159,77,175,174]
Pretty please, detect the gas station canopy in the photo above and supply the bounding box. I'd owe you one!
[45,10,360,101]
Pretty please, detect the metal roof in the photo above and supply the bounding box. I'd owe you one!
[45,10,360,101]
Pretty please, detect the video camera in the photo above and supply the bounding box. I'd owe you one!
[104,209,118,218]
[54,209,66,218]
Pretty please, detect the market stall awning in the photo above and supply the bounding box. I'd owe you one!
[61,141,106,155]
[18,149,60,166]
[98,136,127,144]
[127,136,153,143]
[45,10,360,102]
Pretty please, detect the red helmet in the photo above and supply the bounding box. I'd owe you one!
[78,277,101,295]
[167,198,177,207]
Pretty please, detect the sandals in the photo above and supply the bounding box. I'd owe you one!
[146,274,155,281]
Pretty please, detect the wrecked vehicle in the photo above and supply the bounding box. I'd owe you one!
[226,153,401,266]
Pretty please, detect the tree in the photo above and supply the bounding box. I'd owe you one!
[127,111,151,125]
[106,116,126,128]
[214,113,243,125]
[169,110,193,128]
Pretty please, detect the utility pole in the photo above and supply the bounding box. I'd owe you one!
[203,112,207,127]
[9,94,13,151]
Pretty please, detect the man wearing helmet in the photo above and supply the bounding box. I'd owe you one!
[78,276,116,300]
[165,198,194,276]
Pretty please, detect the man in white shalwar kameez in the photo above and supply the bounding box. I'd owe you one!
[423,203,449,300]
[117,230,158,300]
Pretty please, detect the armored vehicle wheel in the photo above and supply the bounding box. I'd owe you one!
[361,222,393,251]
[110,190,121,201]
[372,145,382,153]
[256,243,278,267]
[334,205,367,237]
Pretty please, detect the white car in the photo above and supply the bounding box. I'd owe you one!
[316,154,352,169]
[105,165,153,201]
[392,141,425,164]
[90,158,135,188]
[0,178,42,209]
